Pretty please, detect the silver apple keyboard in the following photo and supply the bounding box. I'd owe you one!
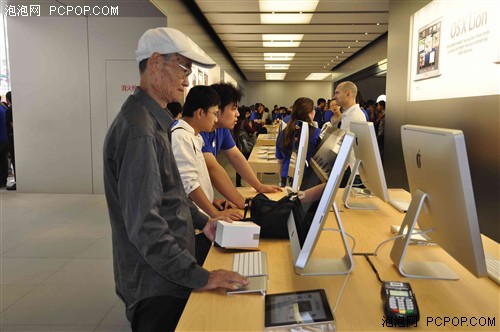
[232,251,268,277]
[485,255,500,285]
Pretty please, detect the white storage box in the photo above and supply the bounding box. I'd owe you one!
[215,221,261,249]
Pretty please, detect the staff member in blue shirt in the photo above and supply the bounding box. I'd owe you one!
[200,83,281,210]
[276,97,321,187]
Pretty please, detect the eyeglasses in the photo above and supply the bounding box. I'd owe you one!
[172,62,192,78]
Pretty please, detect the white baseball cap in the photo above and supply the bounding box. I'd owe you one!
[136,27,216,68]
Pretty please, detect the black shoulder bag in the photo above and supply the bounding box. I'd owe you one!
[242,193,304,239]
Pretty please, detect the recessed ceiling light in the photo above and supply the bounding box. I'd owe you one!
[262,34,303,47]
[266,73,286,80]
[305,73,332,80]
[265,64,290,70]
[264,53,296,61]
[259,0,319,24]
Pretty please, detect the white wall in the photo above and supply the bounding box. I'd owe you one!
[8,16,165,193]
[9,17,92,193]
[385,0,500,241]
[243,81,332,108]
[88,17,166,193]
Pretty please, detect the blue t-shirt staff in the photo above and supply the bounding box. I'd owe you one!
[275,97,320,187]
[200,83,281,211]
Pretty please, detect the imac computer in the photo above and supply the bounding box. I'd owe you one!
[287,121,309,192]
[287,132,355,276]
[390,125,487,280]
[342,121,390,210]
[308,129,346,183]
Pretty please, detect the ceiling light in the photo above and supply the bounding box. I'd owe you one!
[264,53,295,61]
[266,73,286,80]
[305,73,332,80]
[261,13,313,24]
[262,34,303,47]
[259,0,319,24]
[265,64,290,70]
[260,0,319,12]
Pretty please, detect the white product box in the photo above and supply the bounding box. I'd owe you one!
[215,221,261,249]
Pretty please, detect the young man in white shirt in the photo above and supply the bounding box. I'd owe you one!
[171,85,241,221]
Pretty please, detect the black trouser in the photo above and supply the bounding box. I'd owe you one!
[236,151,251,187]
[8,134,15,176]
[0,141,9,186]
[195,233,212,266]
[125,295,189,332]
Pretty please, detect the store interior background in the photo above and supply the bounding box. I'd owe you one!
[5,0,499,241]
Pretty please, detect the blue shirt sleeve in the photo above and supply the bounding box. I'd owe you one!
[275,131,291,178]
[200,129,235,157]
[200,131,215,155]
[220,128,236,151]
[249,111,258,121]
[324,110,333,123]
[306,128,321,162]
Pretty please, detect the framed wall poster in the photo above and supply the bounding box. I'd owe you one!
[197,69,204,85]
[191,71,197,87]
[204,73,208,86]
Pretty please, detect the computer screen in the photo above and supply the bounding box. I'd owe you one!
[287,132,355,276]
[341,121,390,209]
[308,128,346,183]
[390,125,487,280]
[287,121,309,192]
[414,17,442,81]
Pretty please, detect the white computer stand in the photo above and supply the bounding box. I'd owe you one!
[294,202,354,276]
[341,159,379,210]
[390,189,459,280]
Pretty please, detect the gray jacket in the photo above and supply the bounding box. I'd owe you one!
[103,87,210,308]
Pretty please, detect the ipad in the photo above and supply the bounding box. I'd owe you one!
[264,289,335,331]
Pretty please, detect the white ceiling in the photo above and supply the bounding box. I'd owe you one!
[153,0,389,82]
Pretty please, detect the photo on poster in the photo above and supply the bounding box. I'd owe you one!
[198,69,204,85]
[414,17,442,81]
[191,70,197,87]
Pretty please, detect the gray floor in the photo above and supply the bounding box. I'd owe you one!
[0,154,279,331]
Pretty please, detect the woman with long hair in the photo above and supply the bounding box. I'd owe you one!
[275,97,321,187]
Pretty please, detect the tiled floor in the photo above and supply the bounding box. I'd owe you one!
[0,154,279,331]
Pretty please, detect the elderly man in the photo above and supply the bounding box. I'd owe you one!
[103,28,247,332]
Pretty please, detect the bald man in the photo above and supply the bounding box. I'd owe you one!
[333,81,367,132]
[333,81,367,186]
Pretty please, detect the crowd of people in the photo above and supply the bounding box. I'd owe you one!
[101,27,389,331]
[232,85,387,188]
